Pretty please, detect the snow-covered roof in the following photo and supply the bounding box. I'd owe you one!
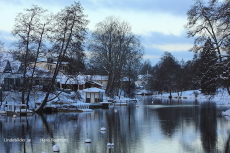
[137,74,152,80]
[91,75,108,81]
[0,60,22,74]
[26,66,53,78]
[0,52,14,62]
[37,57,47,62]
[10,61,21,73]
[0,61,8,73]
[0,52,22,73]
[58,75,86,85]
[83,87,105,93]
[121,77,130,82]
[88,80,103,87]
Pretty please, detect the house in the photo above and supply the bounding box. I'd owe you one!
[56,75,104,91]
[0,52,22,91]
[57,75,86,91]
[83,87,104,103]
[0,52,53,91]
[91,75,108,89]
[26,66,53,88]
[85,80,103,89]
[135,74,152,89]
[33,57,69,75]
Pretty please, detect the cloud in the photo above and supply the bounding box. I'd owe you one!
[141,31,194,52]
[86,9,187,36]
[143,46,194,65]
[0,30,16,48]
[0,0,194,36]
[140,31,195,64]
[0,0,196,65]
[150,43,193,52]
[81,0,194,16]
[142,54,161,62]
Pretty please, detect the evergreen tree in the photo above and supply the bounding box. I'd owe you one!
[151,52,180,97]
[199,38,218,95]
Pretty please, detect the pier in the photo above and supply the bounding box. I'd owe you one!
[2,104,33,116]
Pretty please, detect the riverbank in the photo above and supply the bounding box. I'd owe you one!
[153,89,230,104]
[153,89,230,117]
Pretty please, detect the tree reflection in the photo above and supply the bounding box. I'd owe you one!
[156,107,181,137]
[200,102,217,153]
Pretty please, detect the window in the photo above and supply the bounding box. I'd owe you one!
[47,64,52,70]
[60,65,68,71]
[35,80,39,85]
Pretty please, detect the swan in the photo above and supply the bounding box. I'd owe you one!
[107,143,114,146]
[85,138,91,143]
[100,127,106,131]
[107,143,111,146]
[53,144,60,152]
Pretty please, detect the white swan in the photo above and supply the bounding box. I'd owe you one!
[85,138,91,143]
[107,143,114,146]
[53,144,60,152]
[100,127,106,131]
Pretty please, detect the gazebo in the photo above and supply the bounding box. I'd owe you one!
[83,87,105,103]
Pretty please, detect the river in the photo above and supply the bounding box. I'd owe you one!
[1,96,230,153]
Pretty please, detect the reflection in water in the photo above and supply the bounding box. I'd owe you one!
[200,102,217,153]
[1,96,230,153]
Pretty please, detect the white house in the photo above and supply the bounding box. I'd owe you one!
[83,87,105,103]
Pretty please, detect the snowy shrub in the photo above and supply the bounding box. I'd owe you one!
[193,91,199,98]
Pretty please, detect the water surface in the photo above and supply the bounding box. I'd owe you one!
[1,96,230,153]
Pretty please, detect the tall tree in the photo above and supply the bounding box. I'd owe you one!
[12,6,50,105]
[185,0,222,60]
[199,38,218,94]
[0,41,4,52]
[152,52,180,97]
[185,0,230,94]
[36,2,88,112]
[139,60,152,75]
[88,16,143,97]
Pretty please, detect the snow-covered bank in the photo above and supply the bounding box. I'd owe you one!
[153,89,230,117]
[153,89,230,104]
[1,90,86,110]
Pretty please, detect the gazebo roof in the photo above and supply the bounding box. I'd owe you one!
[83,87,105,93]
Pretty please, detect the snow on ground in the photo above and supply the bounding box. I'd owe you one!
[2,87,230,116]
[153,88,230,104]
[1,90,87,110]
[222,109,230,116]
[153,88,230,117]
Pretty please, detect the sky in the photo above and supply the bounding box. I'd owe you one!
[0,0,196,65]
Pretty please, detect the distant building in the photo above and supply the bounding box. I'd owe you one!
[34,57,69,75]
[0,52,53,91]
[83,87,104,103]
[135,74,152,89]
[57,75,86,91]
[0,60,22,91]
[91,75,108,89]
[56,75,104,91]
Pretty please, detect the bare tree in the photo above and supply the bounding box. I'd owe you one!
[185,0,230,94]
[0,41,4,52]
[12,5,50,105]
[36,2,88,113]
[185,0,230,61]
[88,16,143,97]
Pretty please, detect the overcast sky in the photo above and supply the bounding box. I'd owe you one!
[0,0,196,65]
